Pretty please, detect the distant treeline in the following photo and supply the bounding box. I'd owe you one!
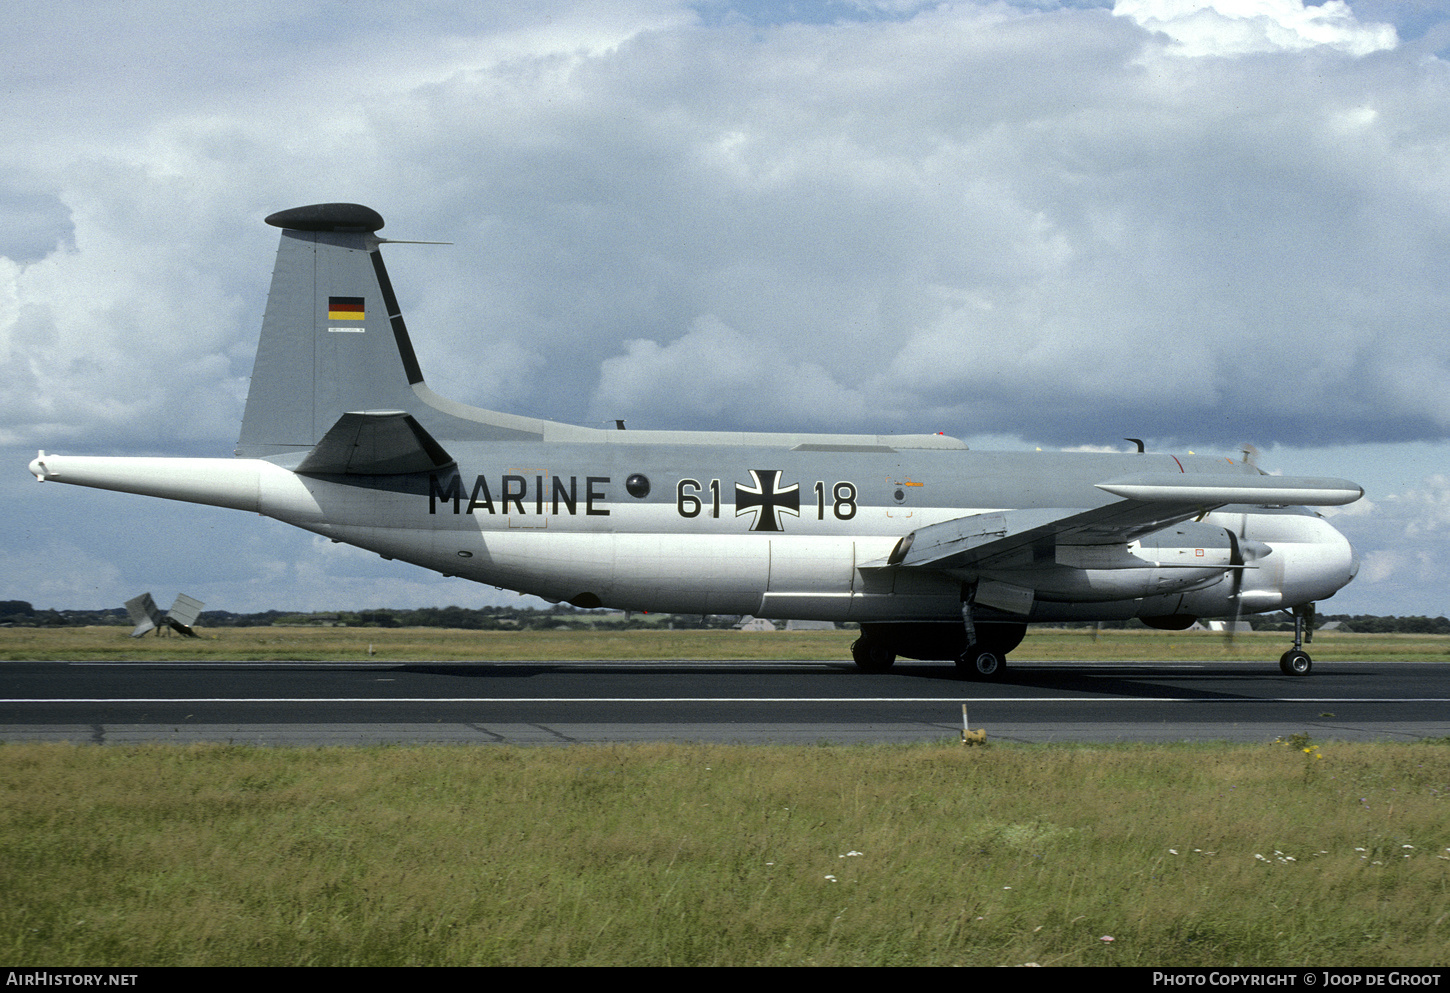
[1313,614,1450,634]
[2,599,1447,634]
[0,601,736,631]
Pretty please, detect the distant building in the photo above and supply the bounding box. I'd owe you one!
[1205,620,1253,634]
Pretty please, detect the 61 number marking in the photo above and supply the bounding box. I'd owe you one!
[675,478,721,518]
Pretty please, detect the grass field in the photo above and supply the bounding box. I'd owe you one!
[1,739,1447,966]
[3,626,1446,966]
[4,624,1450,662]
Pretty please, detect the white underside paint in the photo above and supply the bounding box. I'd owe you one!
[29,454,1359,623]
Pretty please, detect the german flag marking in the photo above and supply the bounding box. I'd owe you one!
[328,296,365,320]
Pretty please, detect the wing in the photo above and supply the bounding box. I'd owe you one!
[879,473,1363,573]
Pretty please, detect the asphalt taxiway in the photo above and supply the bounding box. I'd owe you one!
[1,659,1446,746]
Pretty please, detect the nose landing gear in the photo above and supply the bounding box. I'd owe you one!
[1279,649,1312,676]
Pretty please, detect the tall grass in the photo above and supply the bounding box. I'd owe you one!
[2,740,1446,965]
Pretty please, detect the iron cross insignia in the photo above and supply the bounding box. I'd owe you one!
[735,469,801,532]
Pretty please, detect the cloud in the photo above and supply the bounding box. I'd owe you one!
[0,190,251,449]
[0,540,129,609]
[557,2,1445,447]
[1325,474,1450,614]
[592,315,867,429]
[1113,0,1398,57]
[3,2,1449,614]
[3,2,1448,453]
[0,190,73,264]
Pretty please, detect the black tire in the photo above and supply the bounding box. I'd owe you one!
[1279,650,1312,676]
[851,637,896,673]
[956,647,1004,680]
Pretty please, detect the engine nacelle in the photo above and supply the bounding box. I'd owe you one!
[1178,509,1357,618]
[980,521,1242,604]
[971,511,1355,625]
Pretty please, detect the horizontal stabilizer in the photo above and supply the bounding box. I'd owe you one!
[295,411,456,476]
[1096,473,1363,507]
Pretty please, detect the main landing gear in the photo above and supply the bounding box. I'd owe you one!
[956,646,1004,680]
[1279,603,1315,676]
[849,621,1025,677]
[850,636,897,673]
[953,588,1006,681]
[849,634,1008,679]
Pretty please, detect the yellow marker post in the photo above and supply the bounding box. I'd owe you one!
[961,704,986,745]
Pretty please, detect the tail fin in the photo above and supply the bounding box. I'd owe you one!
[236,204,428,458]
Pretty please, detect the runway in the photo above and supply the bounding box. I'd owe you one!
[1,659,1446,746]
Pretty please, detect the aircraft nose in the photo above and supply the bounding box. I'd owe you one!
[1292,516,1360,602]
[1324,520,1359,593]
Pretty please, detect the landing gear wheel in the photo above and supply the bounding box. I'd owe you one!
[956,647,1004,680]
[1279,650,1312,676]
[851,637,896,673]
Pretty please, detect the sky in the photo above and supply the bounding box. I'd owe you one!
[3,0,1449,617]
